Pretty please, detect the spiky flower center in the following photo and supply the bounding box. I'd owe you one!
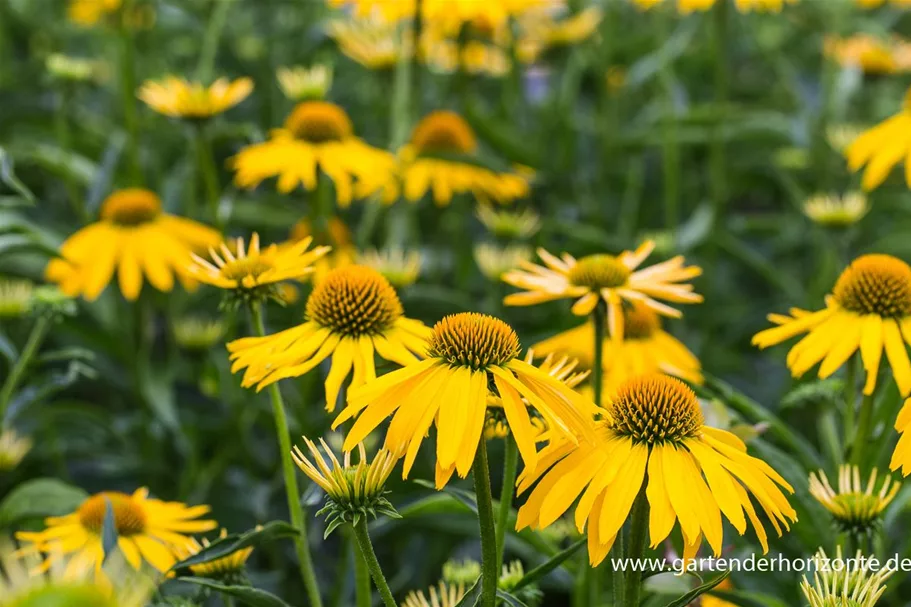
[623,302,660,340]
[219,257,273,281]
[306,266,403,336]
[607,375,703,444]
[833,254,911,318]
[100,189,162,226]
[77,492,147,537]
[284,101,353,143]
[410,111,478,156]
[568,255,630,291]
[428,312,521,370]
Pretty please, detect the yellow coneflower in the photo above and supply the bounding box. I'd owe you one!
[400,111,531,206]
[138,77,253,120]
[176,529,256,580]
[0,543,152,607]
[403,581,467,607]
[0,279,33,318]
[327,15,405,71]
[335,312,599,488]
[517,374,796,565]
[502,241,703,335]
[533,301,703,395]
[474,244,534,281]
[847,87,911,190]
[516,6,602,63]
[16,488,216,579]
[286,217,357,284]
[475,204,541,239]
[327,0,417,22]
[228,265,431,410]
[172,316,225,351]
[890,397,911,475]
[292,438,398,533]
[752,254,911,397]
[422,35,511,77]
[187,233,330,302]
[231,101,398,206]
[824,34,900,74]
[45,189,220,301]
[68,0,120,26]
[0,429,32,471]
[421,0,553,37]
[276,65,333,101]
[485,351,588,440]
[357,247,422,288]
[803,192,869,227]
[801,547,892,607]
[808,466,899,535]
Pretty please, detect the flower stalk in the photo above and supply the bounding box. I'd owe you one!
[0,315,51,426]
[495,435,519,570]
[473,437,499,607]
[352,518,397,607]
[249,303,323,607]
[118,0,141,184]
[624,486,649,607]
[194,123,221,227]
[850,392,877,467]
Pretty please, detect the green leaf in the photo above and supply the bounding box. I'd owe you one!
[453,577,481,607]
[178,578,292,607]
[662,571,730,607]
[170,521,299,571]
[413,479,478,513]
[513,538,585,591]
[101,498,119,561]
[710,590,790,607]
[0,147,35,203]
[625,19,700,89]
[496,589,529,607]
[0,479,88,527]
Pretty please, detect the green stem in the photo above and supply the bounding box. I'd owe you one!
[352,519,397,607]
[495,435,519,570]
[249,303,323,607]
[625,486,649,607]
[118,3,141,185]
[196,0,232,83]
[411,0,423,120]
[352,528,372,607]
[54,87,83,221]
[591,301,607,606]
[709,0,728,224]
[849,393,877,468]
[658,11,679,233]
[473,438,499,607]
[194,124,221,226]
[0,315,51,426]
[843,355,858,451]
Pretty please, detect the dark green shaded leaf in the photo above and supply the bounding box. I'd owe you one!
[662,571,730,607]
[496,589,529,607]
[513,538,585,591]
[170,521,299,571]
[179,578,292,607]
[0,479,88,527]
[453,577,481,607]
[0,147,35,203]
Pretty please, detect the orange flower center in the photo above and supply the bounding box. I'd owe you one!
[606,375,703,444]
[284,101,353,143]
[99,189,161,226]
[833,254,911,318]
[623,302,661,340]
[410,111,478,156]
[568,255,630,290]
[428,312,520,370]
[219,257,273,282]
[77,492,147,537]
[306,266,403,336]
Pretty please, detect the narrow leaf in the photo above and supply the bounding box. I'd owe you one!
[662,571,731,607]
[170,521,298,571]
[513,538,585,590]
[179,578,292,607]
